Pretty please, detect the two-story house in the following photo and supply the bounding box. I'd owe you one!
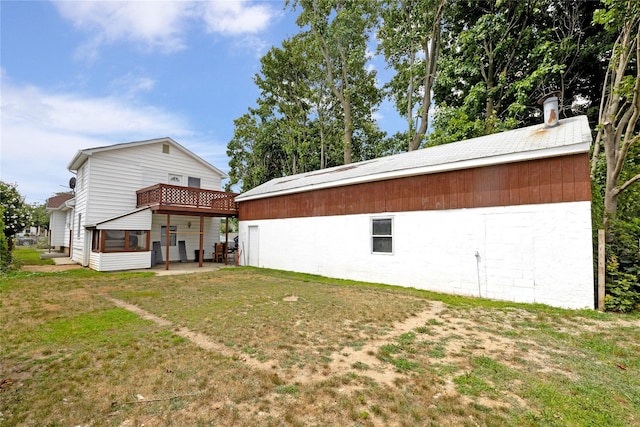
[62,137,237,272]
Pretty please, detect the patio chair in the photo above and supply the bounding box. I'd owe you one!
[214,243,224,263]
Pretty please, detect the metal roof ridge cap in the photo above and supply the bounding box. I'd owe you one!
[236,142,589,202]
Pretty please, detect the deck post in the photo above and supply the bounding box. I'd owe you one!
[225,217,229,265]
[165,214,170,271]
[199,215,204,267]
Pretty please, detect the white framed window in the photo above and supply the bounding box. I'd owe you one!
[371,217,393,254]
[168,174,182,185]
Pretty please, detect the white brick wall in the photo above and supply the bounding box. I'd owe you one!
[239,201,594,309]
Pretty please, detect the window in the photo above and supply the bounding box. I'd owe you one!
[105,230,126,251]
[92,230,101,251]
[168,174,182,185]
[160,225,177,246]
[128,230,147,250]
[96,230,149,252]
[187,176,201,188]
[162,143,170,154]
[371,217,393,254]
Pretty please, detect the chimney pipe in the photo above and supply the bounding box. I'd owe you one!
[543,96,559,127]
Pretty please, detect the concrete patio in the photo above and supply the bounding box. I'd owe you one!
[47,256,234,276]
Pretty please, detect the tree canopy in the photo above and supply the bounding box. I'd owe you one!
[0,181,33,251]
[227,0,625,191]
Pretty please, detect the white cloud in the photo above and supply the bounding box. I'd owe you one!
[51,0,278,60]
[200,1,273,35]
[108,73,157,99]
[0,76,193,204]
[52,0,192,57]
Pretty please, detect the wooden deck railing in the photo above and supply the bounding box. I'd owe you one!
[136,184,239,216]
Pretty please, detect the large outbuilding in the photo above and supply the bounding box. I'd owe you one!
[235,115,595,309]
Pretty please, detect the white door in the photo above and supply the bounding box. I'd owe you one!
[248,226,259,267]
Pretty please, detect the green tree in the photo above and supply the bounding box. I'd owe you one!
[0,181,32,251]
[378,0,446,151]
[227,5,386,191]
[591,0,640,229]
[0,206,10,272]
[430,0,609,143]
[30,203,49,234]
[292,0,382,164]
[226,107,288,192]
[255,35,315,176]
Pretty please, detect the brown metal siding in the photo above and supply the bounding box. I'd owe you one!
[239,153,591,221]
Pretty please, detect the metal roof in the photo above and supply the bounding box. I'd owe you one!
[236,115,592,202]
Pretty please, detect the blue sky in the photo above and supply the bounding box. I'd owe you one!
[1,1,403,205]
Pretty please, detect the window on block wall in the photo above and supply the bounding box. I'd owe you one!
[371,217,393,254]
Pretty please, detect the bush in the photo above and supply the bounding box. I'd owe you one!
[0,207,11,272]
[605,219,640,312]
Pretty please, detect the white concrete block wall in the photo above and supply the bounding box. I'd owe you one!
[239,201,594,309]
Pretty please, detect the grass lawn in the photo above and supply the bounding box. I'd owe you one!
[10,247,55,267]
[1,266,639,426]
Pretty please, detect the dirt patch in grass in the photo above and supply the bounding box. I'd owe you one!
[2,268,639,426]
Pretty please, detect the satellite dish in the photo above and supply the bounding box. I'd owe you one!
[69,177,76,189]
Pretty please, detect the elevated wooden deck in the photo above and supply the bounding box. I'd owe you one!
[136,184,239,217]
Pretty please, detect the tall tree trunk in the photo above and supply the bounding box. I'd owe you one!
[409,1,443,151]
[343,101,353,164]
[408,0,445,151]
[592,17,640,233]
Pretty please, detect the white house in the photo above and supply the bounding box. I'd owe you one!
[235,116,595,309]
[45,192,74,252]
[62,137,237,272]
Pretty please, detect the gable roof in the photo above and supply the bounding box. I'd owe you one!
[46,193,74,210]
[67,137,227,178]
[237,116,592,202]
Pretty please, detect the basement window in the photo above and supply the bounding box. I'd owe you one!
[371,217,393,254]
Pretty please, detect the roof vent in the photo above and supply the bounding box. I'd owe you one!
[543,96,559,128]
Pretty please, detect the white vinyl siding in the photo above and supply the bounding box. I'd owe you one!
[96,209,152,230]
[89,251,152,271]
[83,141,223,225]
[49,211,68,246]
